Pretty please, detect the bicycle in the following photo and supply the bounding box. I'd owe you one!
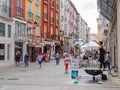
[109,65,118,77]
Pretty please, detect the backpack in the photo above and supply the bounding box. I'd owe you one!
[101,73,107,80]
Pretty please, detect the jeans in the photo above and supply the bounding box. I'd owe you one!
[24,59,29,67]
[56,58,59,65]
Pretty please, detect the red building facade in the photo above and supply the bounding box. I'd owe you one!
[41,0,60,56]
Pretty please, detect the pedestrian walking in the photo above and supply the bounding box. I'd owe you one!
[15,50,21,67]
[93,40,106,70]
[24,53,29,67]
[37,53,43,69]
[55,52,60,65]
[64,53,71,73]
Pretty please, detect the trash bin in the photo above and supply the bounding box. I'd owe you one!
[71,70,78,79]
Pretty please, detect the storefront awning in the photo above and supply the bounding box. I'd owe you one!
[97,0,116,21]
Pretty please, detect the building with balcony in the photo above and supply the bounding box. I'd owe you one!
[41,0,60,57]
[25,0,42,62]
[12,0,26,62]
[60,0,70,53]
[0,0,14,64]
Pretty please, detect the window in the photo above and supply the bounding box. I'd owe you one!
[0,22,5,37]
[35,27,40,37]
[8,25,11,37]
[36,7,39,16]
[51,0,54,7]
[28,24,32,34]
[21,23,25,36]
[2,0,7,6]
[28,2,32,12]
[17,0,22,7]
[0,44,5,60]
[15,21,25,37]
[7,44,11,60]
[36,0,39,4]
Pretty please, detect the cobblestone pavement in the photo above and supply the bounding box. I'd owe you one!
[0,59,120,90]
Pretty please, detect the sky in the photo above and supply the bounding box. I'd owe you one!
[71,0,99,34]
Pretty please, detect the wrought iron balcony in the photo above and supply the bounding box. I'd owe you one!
[35,35,40,38]
[17,7,24,17]
[0,5,11,18]
[28,11,33,21]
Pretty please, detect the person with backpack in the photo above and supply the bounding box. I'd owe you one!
[24,53,29,67]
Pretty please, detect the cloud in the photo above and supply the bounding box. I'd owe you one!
[71,0,99,34]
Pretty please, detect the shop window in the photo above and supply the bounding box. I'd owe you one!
[0,44,5,60]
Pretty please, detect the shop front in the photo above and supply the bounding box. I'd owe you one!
[34,44,42,61]
[43,40,54,61]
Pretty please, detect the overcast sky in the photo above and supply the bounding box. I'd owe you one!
[71,0,99,34]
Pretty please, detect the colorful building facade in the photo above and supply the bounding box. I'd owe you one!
[25,0,42,62]
[41,0,60,58]
[13,0,26,62]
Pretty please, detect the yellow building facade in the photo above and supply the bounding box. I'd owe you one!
[25,0,42,62]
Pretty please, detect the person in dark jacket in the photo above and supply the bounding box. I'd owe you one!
[93,40,106,70]
[24,53,29,67]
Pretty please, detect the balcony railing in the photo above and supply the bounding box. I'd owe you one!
[28,34,33,40]
[0,5,11,18]
[17,7,24,17]
[35,35,40,38]
[28,11,33,21]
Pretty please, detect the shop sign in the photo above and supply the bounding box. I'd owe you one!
[44,41,53,45]
[35,44,42,48]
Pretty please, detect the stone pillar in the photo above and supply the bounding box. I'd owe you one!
[117,0,120,79]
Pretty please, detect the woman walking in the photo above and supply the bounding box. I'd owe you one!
[15,50,21,67]
[55,52,60,65]
[37,53,43,68]
[64,53,71,73]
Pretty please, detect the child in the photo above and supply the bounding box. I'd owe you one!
[64,53,71,73]
[24,53,29,67]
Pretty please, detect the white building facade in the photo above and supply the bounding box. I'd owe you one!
[0,0,14,65]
